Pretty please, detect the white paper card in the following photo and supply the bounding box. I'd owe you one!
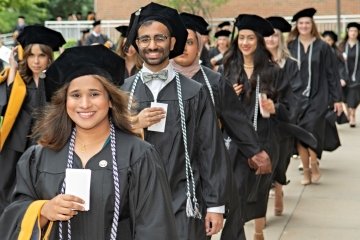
[0,46,11,63]
[258,93,270,118]
[147,102,168,132]
[65,169,91,211]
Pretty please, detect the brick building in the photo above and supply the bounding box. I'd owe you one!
[95,0,359,21]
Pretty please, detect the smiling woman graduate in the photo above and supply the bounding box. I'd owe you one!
[0,45,177,240]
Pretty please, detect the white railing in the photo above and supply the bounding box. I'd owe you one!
[1,15,359,46]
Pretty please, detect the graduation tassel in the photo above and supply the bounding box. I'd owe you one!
[186,192,195,217]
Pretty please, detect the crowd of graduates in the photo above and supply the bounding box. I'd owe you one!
[0,2,359,240]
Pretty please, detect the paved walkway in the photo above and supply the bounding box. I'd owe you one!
[213,114,360,240]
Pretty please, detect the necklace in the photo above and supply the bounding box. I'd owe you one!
[243,64,254,69]
[76,135,109,153]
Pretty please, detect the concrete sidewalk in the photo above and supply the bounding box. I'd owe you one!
[213,117,360,240]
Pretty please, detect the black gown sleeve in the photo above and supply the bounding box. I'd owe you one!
[194,87,229,208]
[324,44,342,104]
[0,145,39,240]
[218,78,262,159]
[129,146,178,240]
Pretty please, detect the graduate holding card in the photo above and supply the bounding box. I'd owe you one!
[0,45,177,240]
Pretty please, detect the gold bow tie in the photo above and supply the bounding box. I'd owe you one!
[142,70,168,83]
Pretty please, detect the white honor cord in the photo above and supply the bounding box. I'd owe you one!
[297,38,313,97]
[345,41,359,82]
[200,66,215,106]
[127,72,201,219]
[253,75,260,131]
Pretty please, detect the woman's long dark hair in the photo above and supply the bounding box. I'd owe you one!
[223,32,278,102]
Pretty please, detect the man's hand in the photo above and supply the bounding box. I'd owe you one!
[205,212,224,236]
[133,107,166,129]
[334,102,343,116]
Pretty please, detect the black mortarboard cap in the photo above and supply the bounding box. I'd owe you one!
[218,21,231,28]
[17,25,66,51]
[235,14,274,37]
[322,30,338,42]
[45,45,125,101]
[81,28,90,34]
[124,2,188,59]
[292,8,316,22]
[18,15,25,19]
[179,12,209,35]
[92,20,101,27]
[266,16,292,33]
[115,25,129,37]
[346,22,360,30]
[214,30,231,38]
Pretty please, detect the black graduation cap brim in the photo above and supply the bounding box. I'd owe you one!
[292,8,316,22]
[214,30,231,38]
[235,14,274,37]
[81,28,90,33]
[93,20,101,27]
[179,12,209,35]
[45,45,125,101]
[322,30,338,42]
[17,25,66,51]
[125,2,188,59]
[346,22,360,30]
[218,21,231,28]
[115,25,129,37]
[266,16,292,33]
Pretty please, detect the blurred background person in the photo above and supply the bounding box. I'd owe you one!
[85,20,114,49]
[339,22,360,127]
[115,25,142,78]
[0,25,65,214]
[209,29,231,71]
[77,28,90,46]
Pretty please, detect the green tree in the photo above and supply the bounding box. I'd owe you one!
[0,0,48,33]
[160,0,229,19]
[47,0,94,20]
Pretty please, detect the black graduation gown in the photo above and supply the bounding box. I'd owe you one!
[121,74,229,240]
[208,47,223,66]
[191,66,261,239]
[343,42,360,107]
[200,47,212,69]
[85,33,110,46]
[288,38,342,158]
[227,64,290,222]
[0,78,46,214]
[0,130,178,240]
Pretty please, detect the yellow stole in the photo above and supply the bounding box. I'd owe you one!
[0,68,27,151]
[18,200,54,240]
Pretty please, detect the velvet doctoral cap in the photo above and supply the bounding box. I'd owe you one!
[235,14,274,37]
[218,21,231,28]
[17,25,66,51]
[115,25,129,37]
[266,16,292,33]
[45,45,125,101]
[124,2,188,59]
[92,20,101,27]
[322,30,338,42]
[346,22,360,30]
[214,30,231,38]
[179,12,209,35]
[292,8,316,22]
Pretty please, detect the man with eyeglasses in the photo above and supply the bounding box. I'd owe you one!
[121,2,229,240]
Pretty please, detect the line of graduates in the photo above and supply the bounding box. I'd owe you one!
[0,2,354,240]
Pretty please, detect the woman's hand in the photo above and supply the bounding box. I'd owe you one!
[132,107,166,129]
[40,194,85,227]
[260,98,276,114]
[9,47,18,70]
[340,79,347,87]
[233,83,243,96]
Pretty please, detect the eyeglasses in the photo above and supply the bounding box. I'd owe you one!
[136,34,169,47]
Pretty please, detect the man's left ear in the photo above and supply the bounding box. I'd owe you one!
[170,37,176,51]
